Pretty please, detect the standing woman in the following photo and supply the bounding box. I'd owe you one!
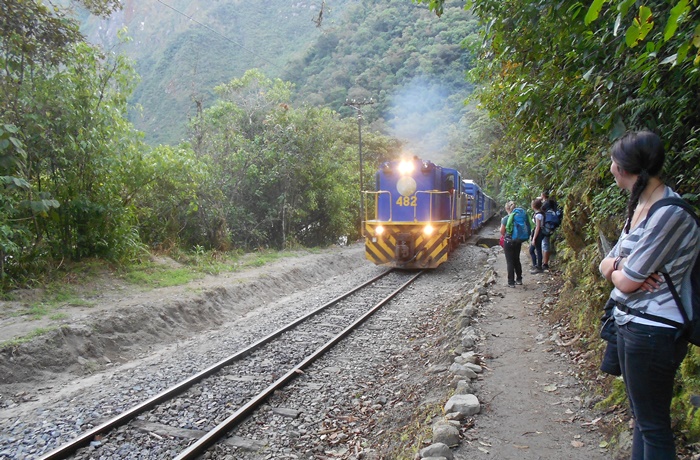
[529,198,545,274]
[599,131,700,459]
[500,201,523,287]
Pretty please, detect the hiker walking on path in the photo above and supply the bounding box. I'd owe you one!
[529,198,545,274]
[541,190,558,271]
[599,130,700,460]
[500,201,528,287]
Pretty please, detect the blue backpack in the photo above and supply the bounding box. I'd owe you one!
[506,207,531,243]
[542,208,562,235]
[617,197,700,345]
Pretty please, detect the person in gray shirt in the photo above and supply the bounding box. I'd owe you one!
[599,131,699,460]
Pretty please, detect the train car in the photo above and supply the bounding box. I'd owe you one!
[483,193,497,222]
[461,180,497,230]
[362,158,470,269]
[461,180,484,231]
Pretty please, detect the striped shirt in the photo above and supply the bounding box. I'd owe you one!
[607,186,700,327]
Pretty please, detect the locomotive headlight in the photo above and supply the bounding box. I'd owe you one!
[375,225,385,236]
[424,224,434,236]
[398,160,415,175]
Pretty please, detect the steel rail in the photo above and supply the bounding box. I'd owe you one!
[38,269,394,460]
[174,269,424,460]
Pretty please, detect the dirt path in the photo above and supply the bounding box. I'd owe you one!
[454,234,615,459]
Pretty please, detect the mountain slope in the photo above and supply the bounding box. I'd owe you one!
[80,0,349,144]
[79,0,477,161]
[285,0,478,164]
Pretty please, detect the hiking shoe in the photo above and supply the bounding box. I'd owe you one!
[515,279,523,285]
[507,284,515,288]
[530,267,543,274]
[542,264,550,271]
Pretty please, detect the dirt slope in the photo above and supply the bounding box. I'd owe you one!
[0,246,369,392]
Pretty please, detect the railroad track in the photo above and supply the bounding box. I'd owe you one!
[37,268,424,460]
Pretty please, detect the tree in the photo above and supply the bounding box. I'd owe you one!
[190,70,401,249]
[0,1,155,287]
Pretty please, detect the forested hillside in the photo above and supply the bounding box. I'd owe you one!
[76,0,351,145]
[77,0,480,167]
[284,0,479,167]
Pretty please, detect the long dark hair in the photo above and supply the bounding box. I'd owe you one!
[610,131,665,233]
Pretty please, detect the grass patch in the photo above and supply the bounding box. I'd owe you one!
[239,249,303,269]
[379,401,441,459]
[0,326,59,350]
[0,292,17,301]
[241,251,285,268]
[26,303,51,320]
[2,283,92,320]
[124,264,203,287]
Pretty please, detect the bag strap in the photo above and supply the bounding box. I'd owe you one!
[662,272,691,326]
[506,211,515,235]
[634,197,700,329]
[614,300,684,329]
[647,197,700,226]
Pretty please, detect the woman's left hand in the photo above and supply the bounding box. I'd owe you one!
[640,272,663,292]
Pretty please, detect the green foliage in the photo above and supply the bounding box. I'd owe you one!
[596,377,628,410]
[126,144,212,251]
[21,42,145,263]
[1,2,151,288]
[1,0,83,68]
[668,347,700,444]
[188,69,401,250]
[77,0,347,145]
[584,0,700,66]
[123,264,203,288]
[4,0,409,289]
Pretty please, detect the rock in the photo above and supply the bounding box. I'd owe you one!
[454,379,473,394]
[428,364,450,374]
[271,407,301,418]
[444,394,480,419]
[432,421,460,447]
[460,327,479,349]
[449,363,478,379]
[420,442,454,460]
[464,362,482,373]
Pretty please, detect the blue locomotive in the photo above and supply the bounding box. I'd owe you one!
[362,157,496,269]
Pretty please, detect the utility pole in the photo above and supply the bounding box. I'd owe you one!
[344,98,374,236]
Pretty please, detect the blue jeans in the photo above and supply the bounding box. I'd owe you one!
[617,322,688,459]
[529,233,543,269]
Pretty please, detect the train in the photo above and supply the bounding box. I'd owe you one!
[362,157,496,269]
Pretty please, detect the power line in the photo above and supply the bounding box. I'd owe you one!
[154,0,283,71]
